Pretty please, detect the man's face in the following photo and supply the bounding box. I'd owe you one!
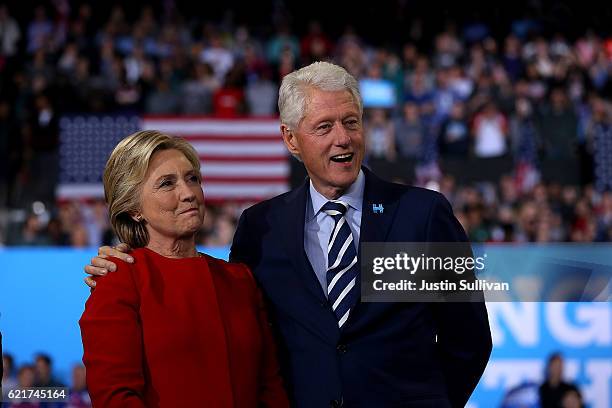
[35,358,50,381]
[282,88,364,199]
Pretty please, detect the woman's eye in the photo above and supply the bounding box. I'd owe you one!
[160,180,172,187]
[188,175,199,182]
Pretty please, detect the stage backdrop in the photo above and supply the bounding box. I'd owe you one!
[0,248,609,407]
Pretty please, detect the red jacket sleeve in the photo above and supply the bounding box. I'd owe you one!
[79,259,146,408]
[242,265,289,408]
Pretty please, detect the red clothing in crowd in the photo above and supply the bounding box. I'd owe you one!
[80,247,288,408]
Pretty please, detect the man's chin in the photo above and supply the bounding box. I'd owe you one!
[330,170,360,190]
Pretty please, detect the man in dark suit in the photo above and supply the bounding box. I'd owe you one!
[86,62,491,407]
[229,62,491,407]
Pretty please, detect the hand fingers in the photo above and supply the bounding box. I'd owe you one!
[91,256,120,271]
[91,244,134,262]
[99,244,134,263]
[109,248,134,263]
[98,245,114,256]
[85,264,109,276]
[116,243,132,253]
[84,276,97,288]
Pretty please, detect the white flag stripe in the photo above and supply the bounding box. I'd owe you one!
[202,162,289,177]
[327,256,358,294]
[327,217,346,252]
[328,234,353,271]
[142,119,280,135]
[190,141,287,156]
[204,183,288,198]
[57,184,104,199]
[57,182,289,200]
[338,310,351,328]
[332,277,356,311]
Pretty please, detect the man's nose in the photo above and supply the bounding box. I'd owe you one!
[333,122,351,146]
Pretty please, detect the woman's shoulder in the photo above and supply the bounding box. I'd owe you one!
[99,248,149,282]
[88,249,143,299]
[204,254,256,286]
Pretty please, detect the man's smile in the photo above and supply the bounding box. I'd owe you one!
[330,153,354,163]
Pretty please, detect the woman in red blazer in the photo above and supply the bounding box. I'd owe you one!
[79,131,288,408]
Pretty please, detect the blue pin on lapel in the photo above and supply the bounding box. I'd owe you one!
[372,204,384,214]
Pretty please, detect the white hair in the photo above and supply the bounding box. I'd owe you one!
[278,61,363,129]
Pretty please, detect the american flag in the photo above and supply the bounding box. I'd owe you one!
[58,115,289,202]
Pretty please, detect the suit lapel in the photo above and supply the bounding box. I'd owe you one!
[348,168,401,324]
[278,180,328,303]
[359,168,401,254]
[277,179,340,344]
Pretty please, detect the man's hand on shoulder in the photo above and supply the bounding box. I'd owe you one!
[84,243,134,288]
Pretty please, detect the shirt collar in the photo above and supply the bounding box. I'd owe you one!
[308,169,365,221]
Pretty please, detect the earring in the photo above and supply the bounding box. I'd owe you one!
[135,215,143,222]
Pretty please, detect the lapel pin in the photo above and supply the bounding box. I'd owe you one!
[372,204,384,214]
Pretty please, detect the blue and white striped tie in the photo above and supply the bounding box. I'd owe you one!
[322,200,359,328]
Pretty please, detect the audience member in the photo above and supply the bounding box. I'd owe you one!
[67,365,91,408]
[33,353,64,388]
[539,353,582,408]
[2,353,18,399]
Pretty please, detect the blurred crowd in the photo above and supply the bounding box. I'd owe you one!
[2,350,584,408]
[2,199,241,248]
[0,1,611,245]
[4,178,611,247]
[2,353,90,407]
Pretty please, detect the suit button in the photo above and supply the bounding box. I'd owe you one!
[330,399,343,407]
[336,344,347,354]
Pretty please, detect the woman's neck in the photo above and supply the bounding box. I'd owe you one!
[146,235,198,258]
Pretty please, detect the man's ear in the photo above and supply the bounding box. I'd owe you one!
[280,124,300,156]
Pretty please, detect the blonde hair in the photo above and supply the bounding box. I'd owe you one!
[278,61,363,129]
[103,130,201,248]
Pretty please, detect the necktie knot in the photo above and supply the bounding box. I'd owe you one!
[321,200,348,217]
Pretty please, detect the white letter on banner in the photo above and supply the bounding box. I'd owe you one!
[487,303,539,346]
[546,303,611,346]
[583,359,612,408]
[482,359,543,389]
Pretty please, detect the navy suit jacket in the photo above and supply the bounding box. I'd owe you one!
[230,168,492,408]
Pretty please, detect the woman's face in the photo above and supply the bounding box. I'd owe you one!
[139,149,205,242]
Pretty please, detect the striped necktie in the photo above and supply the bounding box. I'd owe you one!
[322,200,359,328]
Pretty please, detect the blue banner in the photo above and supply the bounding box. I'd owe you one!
[0,248,609,407]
